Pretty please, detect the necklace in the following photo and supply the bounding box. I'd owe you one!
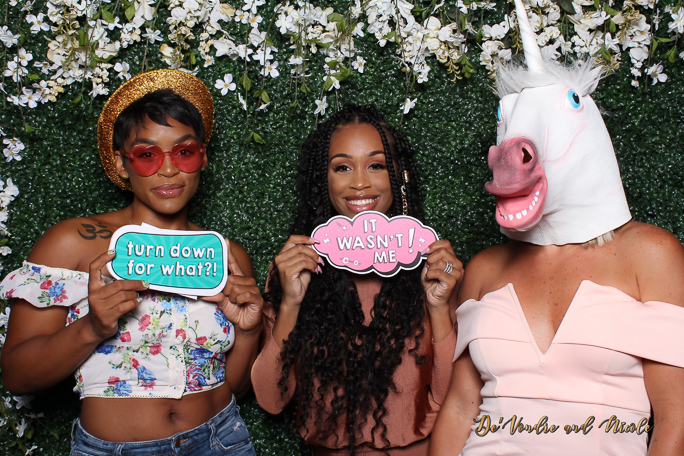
[123,207,133,225]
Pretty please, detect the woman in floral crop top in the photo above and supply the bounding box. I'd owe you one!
[0,70,262,455]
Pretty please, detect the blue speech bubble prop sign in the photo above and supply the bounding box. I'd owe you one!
[107,224,228,297]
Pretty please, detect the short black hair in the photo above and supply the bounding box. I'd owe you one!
[112,89,205,151]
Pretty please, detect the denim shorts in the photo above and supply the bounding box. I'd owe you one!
[70,396,255,456]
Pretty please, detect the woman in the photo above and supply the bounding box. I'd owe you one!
[0,70,262,455]
[429,2,684,452]
[251,104,462,455]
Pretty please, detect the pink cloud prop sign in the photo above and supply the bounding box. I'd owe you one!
[311,211,439,277]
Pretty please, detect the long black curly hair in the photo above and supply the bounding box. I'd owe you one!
[265,104,428,452]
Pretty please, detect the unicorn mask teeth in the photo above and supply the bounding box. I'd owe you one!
[486,0,632,246]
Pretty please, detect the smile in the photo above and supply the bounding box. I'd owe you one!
[494,177,547,231]
[499,191,539,221]
[346,197,378,206]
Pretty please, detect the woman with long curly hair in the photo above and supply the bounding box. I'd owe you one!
[251,104,462,455]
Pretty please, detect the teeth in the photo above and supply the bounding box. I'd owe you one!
[500,192,542,221]
[347,198,377,206]
[535,191,540,196]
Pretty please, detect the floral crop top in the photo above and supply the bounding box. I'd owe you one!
[0,262,235,399]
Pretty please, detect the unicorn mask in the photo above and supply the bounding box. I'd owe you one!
[486,0,631,245]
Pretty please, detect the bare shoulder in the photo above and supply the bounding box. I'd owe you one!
[618,221,684,305]
[459,243,515,304]
[27,215,118,271]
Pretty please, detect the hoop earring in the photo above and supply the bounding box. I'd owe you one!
[401,170,410,216]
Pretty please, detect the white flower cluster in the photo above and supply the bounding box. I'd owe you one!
[0,0,680,121]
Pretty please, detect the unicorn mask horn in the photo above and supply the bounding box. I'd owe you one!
[484,0,632,245]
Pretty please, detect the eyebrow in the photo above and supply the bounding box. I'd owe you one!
[329,150,385,161]
[129,134,197,147]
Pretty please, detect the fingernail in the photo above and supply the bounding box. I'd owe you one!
[311,238,321,244]
[318,257,325,265]
[316,265,322,274]
[142,281,149,288]
[420,247,430,255]
[136,294,143,303]
[107,249,115,255]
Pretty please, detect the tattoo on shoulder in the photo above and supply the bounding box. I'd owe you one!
[78,222,113,240]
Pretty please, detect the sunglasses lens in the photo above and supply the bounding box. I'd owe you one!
[172,143,203,173]
[128,146,163,176]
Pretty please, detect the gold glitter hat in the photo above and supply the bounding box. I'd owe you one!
[98,69,214,190]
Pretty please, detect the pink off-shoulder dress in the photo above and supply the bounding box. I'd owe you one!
[454,280,684,456]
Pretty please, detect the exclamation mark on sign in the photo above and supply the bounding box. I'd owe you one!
[408,228,415,253]
[213,263,217,277]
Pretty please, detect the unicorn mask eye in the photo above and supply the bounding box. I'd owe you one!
[497,105,503,123]
[567,90,581,109]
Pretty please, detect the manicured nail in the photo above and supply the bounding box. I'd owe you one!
[420,247,430,255]
[107,249,115,255]
[318,257,325,265]
[316,265,322,274]
[142,281,149,288]
[136,294,143,303]
[311,238,321,244]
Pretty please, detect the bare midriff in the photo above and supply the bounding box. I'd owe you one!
[79,381,233,441]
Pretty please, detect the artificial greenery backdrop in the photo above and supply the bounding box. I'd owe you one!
[1,0,683,454]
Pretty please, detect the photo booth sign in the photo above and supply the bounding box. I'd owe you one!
[107,224,228,297]
[311,211,438,277]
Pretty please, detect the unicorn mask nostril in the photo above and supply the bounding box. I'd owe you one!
[522,147,533,164]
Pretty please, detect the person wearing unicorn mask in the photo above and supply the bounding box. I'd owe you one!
[429,0,684,455]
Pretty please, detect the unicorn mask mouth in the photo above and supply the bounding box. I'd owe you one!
[485,138,548,231]
[493,177,547,231]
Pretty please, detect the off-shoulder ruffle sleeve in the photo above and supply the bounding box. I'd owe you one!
[0,262,89,308]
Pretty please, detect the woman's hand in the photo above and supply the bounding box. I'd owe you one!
[421,240,462,310]
[274,235,321,309]
[205,246,263,334]
[86,250,148,342]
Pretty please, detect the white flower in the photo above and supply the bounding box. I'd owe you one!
[314,96,328,115]
[89,82,108,98]
[401,97,417,114]
[114,62,131,80]
[0,246,11,255]
[235,10,249,24]
[26,13,50,33]
[253,47,275,65]
[214,38,238,58]
[261,60,280,78]
[16,419,28,438]
[143,28,163,43]
[289,55,303,65]
[646,63,667,84]
[20,88,39,108]
[3,147,22,162]
[4,178,19,198]
[25,444,38,455]
[0,26,20,48]
[0,306,10,328]
[669,8,684,34]
[244,0,265,15]
[236,44,253,60]
[248,14,263,28]
[327,76,340,91]
[4,60,27,82]
[591,11,610,26]
[3,138,24,153]
[215,74,236,95]
[604,33,619,52]
[352,56,366,73]
[16,48,33,66]
[13,395,34,410]
[238,92,247,111]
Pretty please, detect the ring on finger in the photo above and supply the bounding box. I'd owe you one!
[443,261,453,275]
